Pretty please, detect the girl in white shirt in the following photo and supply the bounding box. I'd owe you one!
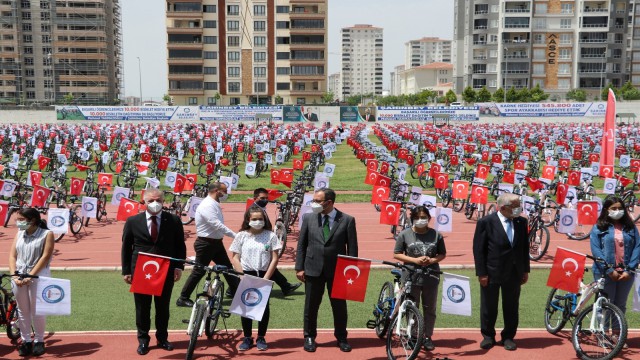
[230,206,281,352]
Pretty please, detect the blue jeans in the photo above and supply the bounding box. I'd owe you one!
[603,275,634,314]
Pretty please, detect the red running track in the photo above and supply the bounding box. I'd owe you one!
[0,202,593,269]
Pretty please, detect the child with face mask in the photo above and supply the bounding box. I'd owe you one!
[393,205,447,352]
[229,206,282,352]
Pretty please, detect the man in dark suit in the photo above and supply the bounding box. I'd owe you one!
[122,188,186,355]
[295,188,358,353]
[472,193,530,351]
[362,108,375,122]
[304,107,319,122]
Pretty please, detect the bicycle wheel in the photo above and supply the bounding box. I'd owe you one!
[96,192,107,221]
[186,301,207,360]
[572,301,628,360]
[375,281,393,339]
[70,205,83,235]
[386,302,424,360]
[441,188,452,208]
[465,205,475,220]
[54,232,64,242]
[529,225,550,261]
[6,300,20,340]
[567,224,591,241]
[541,200,558,227]
[205,283,224,338]
[486,204,497,216]
[4,207,17,227]
[452,198,465,212]
[275,220,287,258]
[418,172,433,189]
[181,197,194,225]
[544,288,572,335]
[475,203,486,221]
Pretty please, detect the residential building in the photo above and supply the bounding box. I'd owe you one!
[390,64,404,95]
[341,24,383,100]
[327,72,340,100]
[453,0,636,97]
[398,62,453,95]
[0,0,123,105]
[166,0,327,106]
[404,37,452,69]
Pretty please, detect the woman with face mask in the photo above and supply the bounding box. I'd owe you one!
[590,196,640,348]
[229,206,282,352]
[8,208,55,357]
[393,205,447,352]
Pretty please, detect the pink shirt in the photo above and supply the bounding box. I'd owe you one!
[614,224,625,267]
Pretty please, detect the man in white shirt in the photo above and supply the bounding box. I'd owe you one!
[176,182,239,307]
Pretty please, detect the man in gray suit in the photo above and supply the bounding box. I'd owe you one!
[295,188,358,353]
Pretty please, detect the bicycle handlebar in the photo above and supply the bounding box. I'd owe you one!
[183,261,244,277]
[381,260,443,276]
[1,272,40,280]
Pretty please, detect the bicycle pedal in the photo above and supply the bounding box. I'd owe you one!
[221,311,231,319]
[181,319,190,324]
[365,320,377,329]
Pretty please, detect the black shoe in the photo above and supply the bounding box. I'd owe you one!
[32,342,45,356]
[337,340,352,352]
[480,337,495,350]
[502,339,517,351]
[157,340,174,351]
[303,337,316,352]
[423,337,435,351]
[137,343,149,355]
[176,297,194,307]
[18,342,32,356]
[282,282,302,296]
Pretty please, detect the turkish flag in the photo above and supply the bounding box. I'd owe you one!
[174,173,187,193]
[567,170,581,186]
[573,149,583,161]
[302,151,311,161]
[270,169,281,185]
[157,156,170,171]
[115,161,124,174]
[398,148,408,160]
[481,151,489,162]
[541,165,556,180]
[365,169,379,185]
[556,183,569,204]
[630,158,640,172]
[130,252,170,296]
[577,201,599,225]
[184,174,197,191]
[600,90,616,171]
[135,163,149,173]
[0,200,8,225]
[449,154,459,166]
[380,162,390,175]
[205,162,215,175]
[514,160,525,170]
[491,153,502,164]
[406,154,415,166]
[470,185,489,204]
[98,173,113,187]
[475,164,490,180]
[380,200,401,225]
[267,189,284,201]
[558,158,571,170]
[525,177,544,192]
[503,170,515,184]
[367,159,379,172]
[74,163,90,172]
[546,247,586,293]
[416,163,425,176]
[30,185,51,207]
[37,156,51,170]
[279,169,294,183]
[434,172,449,190]
[330,256,371,302]
[245,197,255,210]
[371,186,390,205]
[616,175,634,188]
[452,180,469,199]
[117,198,140,221]
[599,165,613,178]
[69,177,85,196]
[140,152,151,163]
[29,171,43,186]
[375,174,391,188]
[293,159,304,170]
[428,163,442,178]
[588,153,599,163]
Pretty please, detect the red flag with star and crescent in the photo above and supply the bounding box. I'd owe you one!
[331,255,371,302]
[546,247,586,293]
[117,198,140,221]
[577,201,599,225]
[130,252,170,296]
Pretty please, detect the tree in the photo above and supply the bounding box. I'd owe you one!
[505,87,519,102]
[345,95,360,106]
[162,94,171,104]
[63,93,74,105]
[530,84,549,102]
[566,89,587,102]
[621,81,640,100]
[445,89,457,104]
[321,91,334,104]
[462,86,477,104]
[516,87,531,102]
[601,83,621,101]
[476,86,492,102]
[274,94,283,104]
[492,88,505,102]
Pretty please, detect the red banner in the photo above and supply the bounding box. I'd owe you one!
[546,247,586,293]
[330,256,371,302]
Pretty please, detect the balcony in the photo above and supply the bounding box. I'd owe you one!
[289,11,326,18]
[290,73,325,80]
[504,8,530,13]
[473,56,488,60]
[583,8,609,13]
[167,42,203,49]
[504,23,530,29]
[167,11,202,19]
[168,73,204,80]
[474,25,488,30]
[290,27,325,35]
[289,43,325,49]
[473,41,487,45]
[167,26,203,34]
[474,10,489,15]
[167,58,204,65]
[580,38,607,43]
[289,89,323,95]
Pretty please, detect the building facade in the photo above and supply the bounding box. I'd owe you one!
[341,24,383,100]
[398,62,453,95]
[327,71,340,100]
[404,37,452,69]
[166,0,327,106]
[390,64,404,95]
[454,0,638,97]
[0,0,123,105]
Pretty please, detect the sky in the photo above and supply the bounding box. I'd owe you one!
[122,0,454,100]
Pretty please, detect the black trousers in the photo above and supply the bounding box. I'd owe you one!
[271,268,290,290]
[180,238,239,299]
[241,270,271,338]
[134,272,174,345]
[479,267,522,341]
[303,272,348,341]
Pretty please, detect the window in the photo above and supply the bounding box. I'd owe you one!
[254,21,266,31]
[25,80,35,88]
[254,82,266,93]
[26,91,35,99]
[276,6,289,13]
[207,97,217,105]
[276,52,290,60]
[23,35,32,43]
[532,79,544,88]
[533,34,544,44]
[24,46,33,54]
[254,36,266,47]
[41,24,50,32]
[490,20,499,28]
[204,51,217,59]
[277,67,290,75]
[25,57,34,65]
[42,35,50,43]
[227,21,239,31]
[254,5,266,16]
[533,19,547,29]
[189,97,198,105]
[203,20,216,28]
[489,49,497,58]
[203,5,216,13]
[535,4,547,14]
[534,49,545,59]
[533,64,545,74]
[561,3,573,14]
[227,5,239,15]
[491,5,499,13]
[204,82,217,90]
[40,12,49,21]
[560,34,572,44]
[203,36,217,44]
[276,21,289,29]
[488,64,497,73]
[230,97,241,105]
[228,36,240,46]
[254,67,266,78]
[22,23,32,32]
[254,52,266,62]
[558,79,570,89]
[296,98,306,105]
[228,82,240,92]
[489,79,497,88]
[560,19,572,29]
[204,67,217,75]
[559,63,570,74]
[277,82,290,90]
[22,12,31,20]
[228,67,240,78]
[25,69,34,77]
[276,37,290,44]
[559,49,571,59]
[228,51,240,62]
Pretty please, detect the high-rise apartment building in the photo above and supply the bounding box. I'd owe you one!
[166,0,327,106]
[341,24,383,99]
[327,72,340,100]
[453,0,637,97]
[390,64,404,95]
[0,0,123,105]
[405,37,452,68]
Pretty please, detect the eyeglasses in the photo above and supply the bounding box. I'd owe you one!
[311,199,327,204]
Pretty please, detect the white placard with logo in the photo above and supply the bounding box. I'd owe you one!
[323,163,336,178]
[219,176,233,194]
[245,162,256,176]
[433,207,452,233]
[557,208,577,234]
[314,175,329,190]
[187,196,204,218]
[441,273,471,316]
[47,208,69,234]
[36,277,71,316]
[81,197,98,218]
[111,186,130,205]
[229,275,274,321]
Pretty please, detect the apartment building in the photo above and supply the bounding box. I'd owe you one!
[453,0,637,97]
[389,64,404,95]
[327,71,340,100]
[405,37,452,69]
[166,0,327,106]
[398,62,454,95]
[341,24,383,99]
[0,0,123,105]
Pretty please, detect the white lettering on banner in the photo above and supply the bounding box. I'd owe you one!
[476,102,607,117]
[376,106,479,121]
[55,106,200,121]
[199,106,283,121]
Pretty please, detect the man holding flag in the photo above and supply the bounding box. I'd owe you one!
[121,188,186,355]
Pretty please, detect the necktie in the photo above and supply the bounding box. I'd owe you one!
[323,215,330,241]
[506,219,513,246]
[150,215,158,243]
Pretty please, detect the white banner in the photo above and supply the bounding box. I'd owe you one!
[376,106,479,121]
[476,102,607,117]
[187,196,204,218]
[323,163,336,178]
[47,208,69,234]
[245,162,256,176]
[164,171,177,188]
[433,207,453,233]
[36,277,71,316]
[111,186,130,205]
[557,208,577,234]
[229,275,274,321]
[144,177,160,189]
[602,178,617,194]
[441,273,472,316]
[199,106,283,121]
[219,176,233,194]
[55,106,199,121]
[0,180,17,197]
[314,175,329,190]
[81,197,97,218]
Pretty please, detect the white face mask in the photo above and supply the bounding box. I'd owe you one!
[147,201,163,214]
[414,219,429,228]
[310,202,324,214]
[16,220,30,230]
[608,210,624,220]
[249,220,265,230]
[218,192,228,202]
[511,207,523,218]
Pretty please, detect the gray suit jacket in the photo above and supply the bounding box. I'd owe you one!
[295,210,358,277]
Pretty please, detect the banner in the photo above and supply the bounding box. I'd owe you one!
[633,273,640,312]
[36,277,71,316]
[331,256,371,302]
[56,106,199,121]
[376,106,479,121]
[229,275,274,321]
[441,273,471,316]
[340,106,364,122]
[282,106,304,122]
[476,102,607,117]
[47,208,69,234]
[199,106,283,121]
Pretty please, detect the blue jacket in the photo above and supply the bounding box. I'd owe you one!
[590,224,640,279]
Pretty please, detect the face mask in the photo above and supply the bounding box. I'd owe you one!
[16,221,30,230]
[255,199,269,208]
[414,219,429,228]
[510,207,523,218]
[218,193,228,202]
[608,210,624,220]
[249,220,265,230]
[147,201,163,214]
[311,202,324,214]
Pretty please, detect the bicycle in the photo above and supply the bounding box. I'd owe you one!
[183,262,242,360]
[524,200,551,261]
[0,272,40,341]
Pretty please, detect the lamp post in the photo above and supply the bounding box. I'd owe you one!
[599,49,606,100]
[503,47,508,103]
[137,57,142,105]
[47,52,54,104]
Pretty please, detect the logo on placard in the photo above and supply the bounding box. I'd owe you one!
[241,288,263,307]
[42,284,65,304]
[437,214,450,225]
[247,165,254,171]
[317,181,327,188]
[50,215,65,227]
[83,202,95,212]
[184,108,191,113]
[167,175,176,183]
[598,104,605,110]
[561,215,574,227]
[605,182,615,191]
[446,284,465,303]
[325,167,333,174]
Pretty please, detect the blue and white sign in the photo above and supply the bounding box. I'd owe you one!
[476,102,606,117]
[441,273,471,316]
[376,106,479,121]
[229,275,274,321]
[36,277,71,316]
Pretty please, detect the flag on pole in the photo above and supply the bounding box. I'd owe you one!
[441,273,472,316]
[130,253,170,296]
[229,274,274,321]
[331,256,371,302]
[546,247,586,293]
[117,198,140,221]
[35,277,71,316]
